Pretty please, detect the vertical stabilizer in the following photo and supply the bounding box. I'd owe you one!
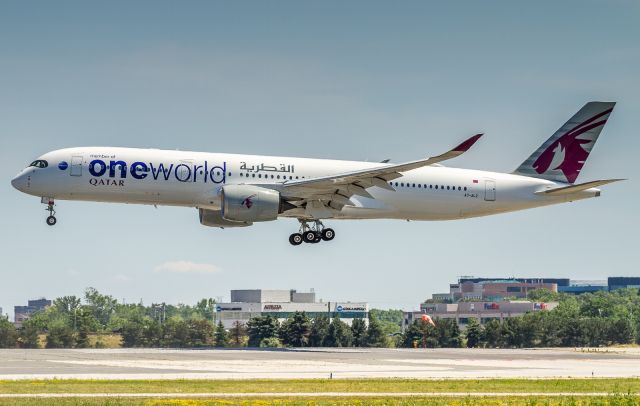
[514,102,615,184]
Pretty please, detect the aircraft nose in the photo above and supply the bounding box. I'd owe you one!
[11,173,25,192]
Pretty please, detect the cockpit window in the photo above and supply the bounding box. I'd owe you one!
[29,160,48,168]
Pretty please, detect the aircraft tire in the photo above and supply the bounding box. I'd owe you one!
[289,233,303,246]
[303,231,317,243]
[46,216,57,226]
[321,228,335,241]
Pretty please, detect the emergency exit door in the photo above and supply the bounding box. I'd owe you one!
[484,180,496,201]
[70,156,83,176]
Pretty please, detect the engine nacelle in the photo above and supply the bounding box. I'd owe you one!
[221,185,280,222]
[199,208,251,228]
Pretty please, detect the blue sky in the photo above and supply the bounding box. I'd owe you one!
[1,1,639,319]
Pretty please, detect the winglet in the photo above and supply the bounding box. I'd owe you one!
[453,133,483,153]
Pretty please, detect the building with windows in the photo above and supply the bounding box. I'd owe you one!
[14,298,51,328]
[558,280,608,294]
[608,277,640,291]
[431,278,561,302]
[403,300,558,330]
[214,289,368,328]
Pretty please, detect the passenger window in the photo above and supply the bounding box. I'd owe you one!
[435,185,438,189]
[447,186,450,190]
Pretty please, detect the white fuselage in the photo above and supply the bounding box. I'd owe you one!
[11,147,600,221]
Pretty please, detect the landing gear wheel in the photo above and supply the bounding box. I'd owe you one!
[312,233,322,243]
[46,216,57,226]
[321,228,335,241]
[303,231,317,243]
[289,233,303,246]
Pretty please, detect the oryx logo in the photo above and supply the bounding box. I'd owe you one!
[242,194,256,209]
[533,107,612,183]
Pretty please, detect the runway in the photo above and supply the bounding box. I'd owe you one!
[0,347,638,380]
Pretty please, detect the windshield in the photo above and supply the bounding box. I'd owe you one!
[29,160,48,168]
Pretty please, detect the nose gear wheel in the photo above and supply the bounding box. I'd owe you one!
[44,199,57,226]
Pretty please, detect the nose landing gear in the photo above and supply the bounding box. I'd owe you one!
[289,220,335,246]
[44,199,57,226]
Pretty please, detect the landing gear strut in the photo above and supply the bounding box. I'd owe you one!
[44,199,57,226]
[289,220,335,246]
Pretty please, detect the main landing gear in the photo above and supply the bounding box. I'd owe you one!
[289,220,335,246]
[44,199,57,226]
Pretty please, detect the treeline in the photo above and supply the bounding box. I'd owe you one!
[2,287,640,349]
[403,288,640,348]
[0,288,390,348]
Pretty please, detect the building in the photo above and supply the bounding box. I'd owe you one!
[214,289,368,328]
[608,277,640,291]
[14,298,51,328]
[432,278,560,302]
[558,280,608,294]
[403,300,558,330]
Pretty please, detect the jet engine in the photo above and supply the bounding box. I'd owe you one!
[198,208,251,228]
[221,185,282,222]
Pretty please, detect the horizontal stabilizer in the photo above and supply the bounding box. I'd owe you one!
[536,179,625,196]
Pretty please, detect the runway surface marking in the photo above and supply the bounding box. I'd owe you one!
[0,392,617,398]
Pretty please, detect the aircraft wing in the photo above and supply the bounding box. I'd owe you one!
[270,133,482,210]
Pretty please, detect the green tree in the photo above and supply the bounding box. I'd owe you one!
[260,337,282,347]
[527,289,561,302]
[309,316,330,347]
[280,312,311,347]
[324,315,352,347]
[400,319,435,348]
[75,306,99,348]
[53,296,81,328]
[46,318,75,348]
[365,316,387,347]
[185,319,214,347]
[481,319,502,347]
[19,319,41,348]
[368,309,403,335]
[247,316,279,347]
[84,287,118,329]
[0,317,18,348]
[229,321,247,347]
[350,318,367,347]
[214,321,229,347]
[195,298,216,320]
[464,318,482,348]
[434,318,462,348]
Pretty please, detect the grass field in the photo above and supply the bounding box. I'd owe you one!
[1,379,639,405]
[1,378,639,394]
[1,396,639,406]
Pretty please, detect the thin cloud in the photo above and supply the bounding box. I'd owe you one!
[154,261,221,274]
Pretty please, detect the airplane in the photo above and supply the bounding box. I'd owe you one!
[11,101,622,246]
